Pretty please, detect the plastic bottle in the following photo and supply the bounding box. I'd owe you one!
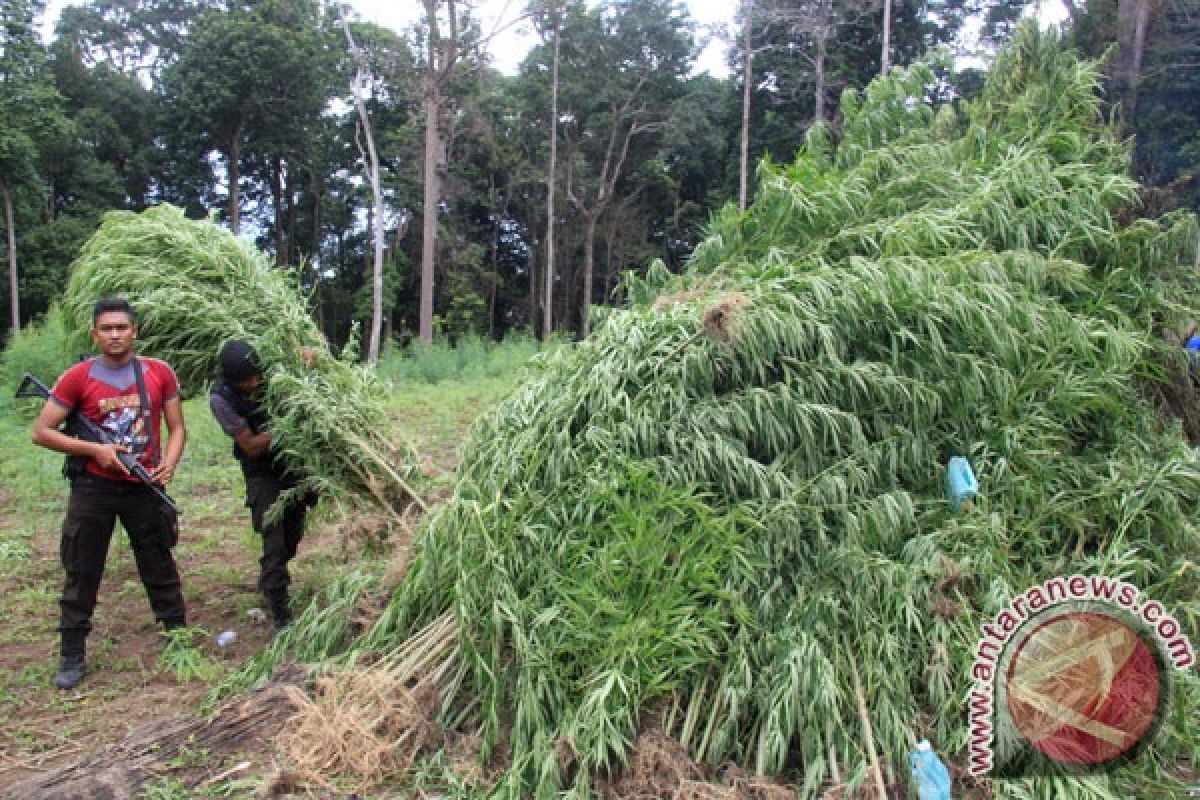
[910,740,952,800]
[216,630,237,647]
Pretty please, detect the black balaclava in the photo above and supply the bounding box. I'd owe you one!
[218,340,260,384]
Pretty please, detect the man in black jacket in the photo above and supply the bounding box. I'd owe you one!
[209,340,311,633]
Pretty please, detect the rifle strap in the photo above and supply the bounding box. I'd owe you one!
[131,357,158,457]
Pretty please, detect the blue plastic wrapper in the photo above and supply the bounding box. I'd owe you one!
[945,456,978,512]
[910,740,953,799]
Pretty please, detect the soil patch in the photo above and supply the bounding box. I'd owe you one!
[2,674,302,799]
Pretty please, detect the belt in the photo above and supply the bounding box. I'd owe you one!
[71,473,155,493]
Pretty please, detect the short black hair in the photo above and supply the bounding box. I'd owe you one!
[93,296,136,324]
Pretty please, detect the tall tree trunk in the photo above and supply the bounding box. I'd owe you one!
[227,128,242,235]
[739,0,753,212]
[565,93,656,337]
[2,181,18,334]
[580,211,599,339]
[488,270,498,339]
[419,0,456,345]
[604,208,618,299]
[557,233,571,334]
[311,188,324,335]
[340,4,385,364]
[420,74,440,345]
[880,0,892,75]
[543,11,561,340]
[489,177,509,340]
[285,166,297,265]
[814,24,828,123]
[364,121,385,362]
[528,238,539,333]
[1116,0,1154,122]
[271,157,285,265]
[310,187,321,273]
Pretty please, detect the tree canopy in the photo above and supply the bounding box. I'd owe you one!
[1,0,1196,348]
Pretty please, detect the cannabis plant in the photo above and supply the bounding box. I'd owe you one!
[61,206,421,513]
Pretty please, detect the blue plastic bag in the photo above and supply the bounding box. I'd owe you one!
[910,740,953,800]
[944,456,978,512]
[1187,334,1200,384]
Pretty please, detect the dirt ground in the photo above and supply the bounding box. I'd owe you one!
[0,482,296,794]
[0,382,496,798]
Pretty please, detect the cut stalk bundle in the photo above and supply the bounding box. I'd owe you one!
[278,669,442,793]
[61,205,421,513]
[332,24,1199,799]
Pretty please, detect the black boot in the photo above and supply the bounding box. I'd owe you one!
[266,590,292,635]
[53,631,86,690]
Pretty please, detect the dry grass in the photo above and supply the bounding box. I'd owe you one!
[701,293,749,344]
[653,289,708,310]
[603,730,796,800]
[722,766,799,800]
[277,668,441,794]
[605,730,705,799]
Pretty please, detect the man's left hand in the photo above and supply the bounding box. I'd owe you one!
[151,462,177,485]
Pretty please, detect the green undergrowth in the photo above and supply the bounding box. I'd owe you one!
[0,306,75,412]
[378,332,549,386]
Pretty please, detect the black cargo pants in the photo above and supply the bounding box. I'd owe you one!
[245,471,307,597]
[59,474,186,633]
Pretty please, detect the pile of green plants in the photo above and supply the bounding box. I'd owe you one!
[337,25,1199,799]
[61,205,421,512]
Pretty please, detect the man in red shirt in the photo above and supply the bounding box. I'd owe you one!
[32,296,188,689]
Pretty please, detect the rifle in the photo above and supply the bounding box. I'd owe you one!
[16,373,180,515]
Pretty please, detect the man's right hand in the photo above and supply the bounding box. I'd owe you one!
[91,443,132,474]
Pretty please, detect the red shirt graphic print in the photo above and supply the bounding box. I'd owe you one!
[50,357,180,482]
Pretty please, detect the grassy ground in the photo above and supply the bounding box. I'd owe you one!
[0,345,528,796]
